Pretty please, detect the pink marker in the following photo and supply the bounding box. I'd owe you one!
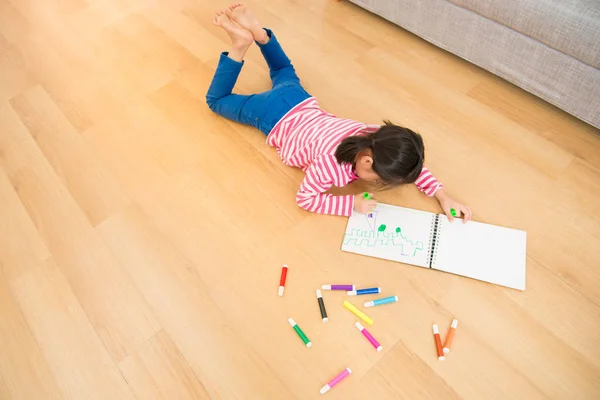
[320,367,352,394]
[355,322,382,352]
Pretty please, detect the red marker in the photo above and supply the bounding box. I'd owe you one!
[278,265,288,296]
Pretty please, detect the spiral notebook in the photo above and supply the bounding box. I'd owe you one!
[341,203,527,290]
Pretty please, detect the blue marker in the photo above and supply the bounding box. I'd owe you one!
[347,287,381,296]
[363,296,399,307]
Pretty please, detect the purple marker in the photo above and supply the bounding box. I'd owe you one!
[321,284,356,291]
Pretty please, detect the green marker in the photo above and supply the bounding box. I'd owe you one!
[288,318,312,347]
[363,192,372,200]
[450,208,457,217]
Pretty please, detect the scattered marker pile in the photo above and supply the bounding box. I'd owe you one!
[277,265,458,395]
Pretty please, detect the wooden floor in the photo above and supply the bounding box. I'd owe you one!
[1,0,600,399]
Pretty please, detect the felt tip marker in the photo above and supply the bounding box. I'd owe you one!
[319,368,352,395]
[347,287,381,296]
[355,322,382,352]
[278,265,288,297]
[443,319,458,354]
[450,208,457,217]
[363,192,373,200]
[433,324,445,360]
[316,290,328,322]
[289,318,312,348]
[364,296,398,307]
[343,300,373,325]
[321,285,355,291]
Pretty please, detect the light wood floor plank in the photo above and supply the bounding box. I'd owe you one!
[118,330,211,400]
[97,205,296,399]
[0,275,64,400]
[1,109,161,361]
[10,258,135,400]
[10,86,130,226]
[1,0,599,398]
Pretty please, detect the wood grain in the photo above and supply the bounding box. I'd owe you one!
[1,0,599,399]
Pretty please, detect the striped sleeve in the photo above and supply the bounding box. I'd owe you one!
[296,155,355,216]
[414,166,444,196]
[363,124,381,134]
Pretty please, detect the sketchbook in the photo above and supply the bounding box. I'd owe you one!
[341,203,527,290]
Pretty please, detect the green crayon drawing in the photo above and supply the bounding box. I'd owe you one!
[378,224,386,232]
[343,227,425,257]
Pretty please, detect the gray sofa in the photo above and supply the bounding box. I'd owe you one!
[349,0,600,129]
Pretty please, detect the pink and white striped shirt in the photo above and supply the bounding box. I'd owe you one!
[267,98,443,216]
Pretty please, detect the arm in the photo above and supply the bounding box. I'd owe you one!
[414,166,444,196]
[416,167,472,222]
[295,155,355,216]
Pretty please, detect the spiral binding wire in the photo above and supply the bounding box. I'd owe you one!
[426,215,441,268]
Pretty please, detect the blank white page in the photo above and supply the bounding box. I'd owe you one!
[433,217,527,290]
[341,204,434,268]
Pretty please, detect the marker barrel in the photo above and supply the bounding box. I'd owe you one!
[433,324,445,360]
[364,296,398,307]
[347,287,381,296]
[343,300,373,325]
[316,290,328,322]
[355,322,382,351]
[289,318,312,348]
[443,319,458,354]
[278,265,288,297]
[321,285,355,291]
[319,368,352,394]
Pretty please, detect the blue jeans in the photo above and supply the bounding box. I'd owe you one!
[205,29,311,135]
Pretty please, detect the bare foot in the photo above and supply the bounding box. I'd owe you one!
[226,3,268,44]
[212,10,253,61]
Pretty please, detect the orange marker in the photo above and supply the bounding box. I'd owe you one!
[433,324,445,361]
[443,319,458,354]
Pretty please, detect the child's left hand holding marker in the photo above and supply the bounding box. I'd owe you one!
[435,190,472,223]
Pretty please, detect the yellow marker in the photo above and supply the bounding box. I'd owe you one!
[343,300,373,325]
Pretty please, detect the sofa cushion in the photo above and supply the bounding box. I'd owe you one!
[447,0,600,68]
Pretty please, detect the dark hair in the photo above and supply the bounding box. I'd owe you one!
[335,121,424,186]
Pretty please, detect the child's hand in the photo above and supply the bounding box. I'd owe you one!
[354,193,377,214]
[435,190,472,223]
